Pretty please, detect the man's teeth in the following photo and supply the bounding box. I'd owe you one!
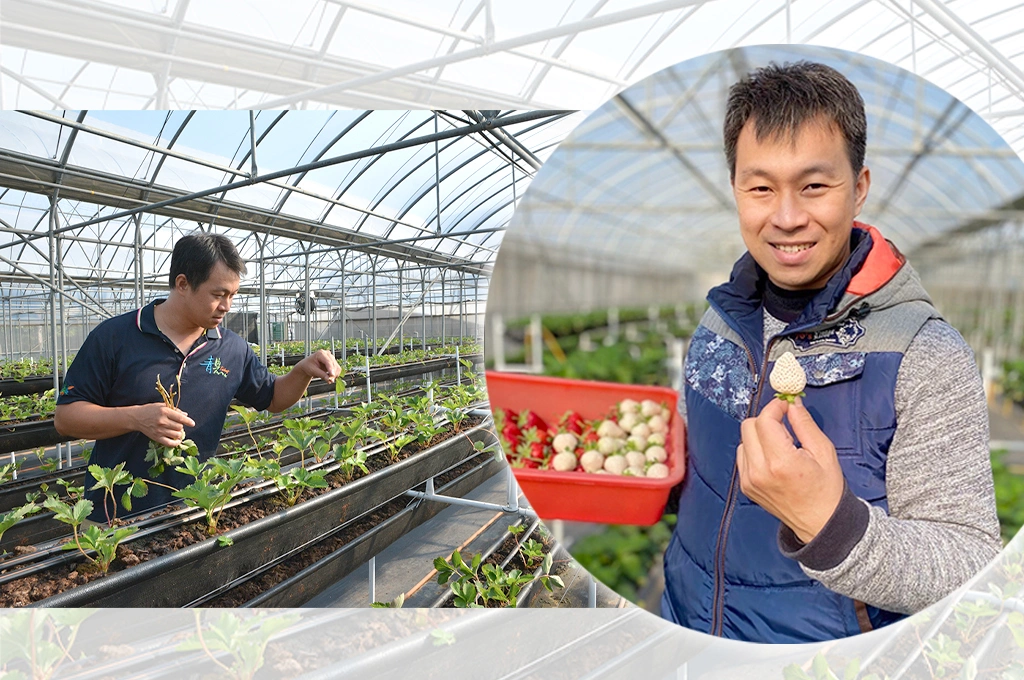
[774,244,813,253]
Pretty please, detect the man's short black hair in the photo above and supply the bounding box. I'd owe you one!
[168,233,246,289]
[724,61,867,180]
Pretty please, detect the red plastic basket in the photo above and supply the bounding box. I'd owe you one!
[485,371,686,525]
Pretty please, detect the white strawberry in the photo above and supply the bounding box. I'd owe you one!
[770,351,806,402]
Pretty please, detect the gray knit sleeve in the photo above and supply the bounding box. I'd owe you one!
[797,319,1003,614]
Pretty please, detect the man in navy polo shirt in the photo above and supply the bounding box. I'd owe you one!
[54,233,341,521]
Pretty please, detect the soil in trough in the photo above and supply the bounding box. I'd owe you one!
[0,418,485,607]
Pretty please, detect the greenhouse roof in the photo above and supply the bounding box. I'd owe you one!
[5,0,1024,298]
[0,109,581,305]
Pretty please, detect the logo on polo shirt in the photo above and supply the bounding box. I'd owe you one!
[60,384,73,396]
[201,356,230,378]
[792,317,866,350]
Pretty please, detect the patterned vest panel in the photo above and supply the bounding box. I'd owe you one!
[661,298,937,643]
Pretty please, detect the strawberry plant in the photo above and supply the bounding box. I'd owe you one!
[0,501,41,547]
[0,609,94,680]
[331,413,367,456]
[335,449,369,481]
[371,398,417,463]
[55,477,83,501]
[33,448,58,474]
[43,496,137,573]
[228,404,264,450]
[172,456,252,535]
[145,374,197,476]
[275,418,320,465]
[434,546,563,608]
[177,610,301,680]
[87,463,147,525]
[251,459,328,507]
[0,461,19,485]
[172,479,235,535]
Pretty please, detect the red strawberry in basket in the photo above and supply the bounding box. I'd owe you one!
[559,410,586,435]
[518,430,549,466]
[501,421,521,448]
[517,409,547,432]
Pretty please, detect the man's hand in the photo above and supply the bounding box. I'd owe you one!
[131,403,195,448]
[736,396,845,544]
[295,349,342,383]
[267,349,343,413]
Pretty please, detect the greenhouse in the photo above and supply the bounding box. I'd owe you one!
[0,108,593,609]
[6,0,1024,676]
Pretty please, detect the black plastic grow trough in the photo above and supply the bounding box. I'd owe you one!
[0,376,62,397]
[30,421,496,607]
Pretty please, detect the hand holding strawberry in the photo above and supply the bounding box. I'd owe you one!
[736,397,844,543]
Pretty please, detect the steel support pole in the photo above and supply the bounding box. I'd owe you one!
[368,556,375,605]
[259,235,267,365]
[371,259,378,352]
[440,270,446,344]
[340,257,347,362]
[398,266,403,351]
[304,251,311,357]
[47,194,59,396]
[421,271,427,350]
[133,213,143,307]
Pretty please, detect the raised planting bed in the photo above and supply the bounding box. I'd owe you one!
[0,376,63,397]
[3,420,495,607]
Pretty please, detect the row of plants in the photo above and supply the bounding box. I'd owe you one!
[494,309,693,386]
[0,389,56,424]
[266,343,479,377]
[432,522,563,608]
[253,336,478,360]
[0,336,478,385]
[0,361,473,488]
[0,345,477,426]
[0,357,70,382]
[0,365,488,606]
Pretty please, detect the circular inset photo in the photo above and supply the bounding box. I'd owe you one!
[485,45,1024,643]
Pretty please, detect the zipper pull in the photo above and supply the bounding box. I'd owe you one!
[851,303,871,320]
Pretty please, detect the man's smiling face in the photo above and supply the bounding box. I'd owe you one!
[732,116,871,290]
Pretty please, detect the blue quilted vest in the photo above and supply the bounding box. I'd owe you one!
[661,225,939,642]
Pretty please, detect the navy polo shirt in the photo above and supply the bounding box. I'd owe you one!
[57,299,276,521]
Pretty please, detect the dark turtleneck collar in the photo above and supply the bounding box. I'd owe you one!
[763,280,824,323]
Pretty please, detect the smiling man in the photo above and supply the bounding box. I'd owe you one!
[54,233,341,521]
[660,62,1001,642]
